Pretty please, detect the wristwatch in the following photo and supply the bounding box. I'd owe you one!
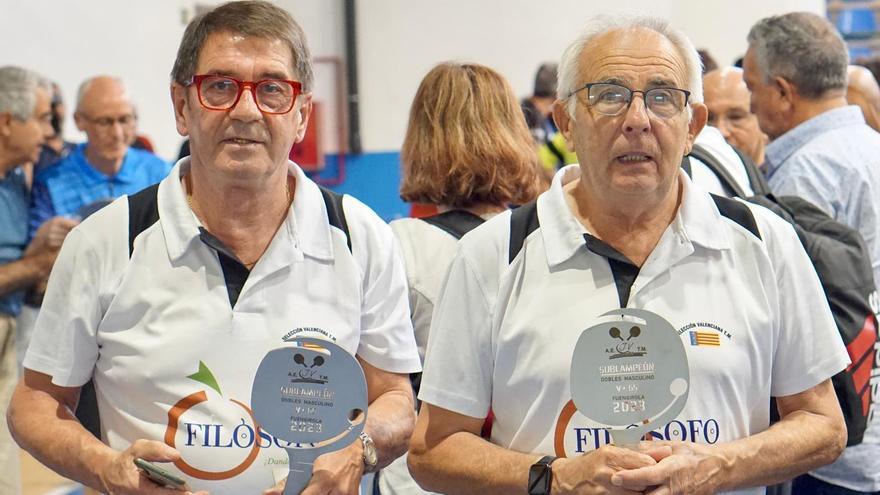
[528,455,557,495]
[359,432,378,473]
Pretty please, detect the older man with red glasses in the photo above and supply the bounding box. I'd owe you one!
[8,2,420,494]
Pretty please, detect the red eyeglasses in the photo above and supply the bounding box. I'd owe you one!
[187,75,303,115]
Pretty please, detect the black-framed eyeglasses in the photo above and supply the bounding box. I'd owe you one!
[569,82,691,119]
[187,75,303,115]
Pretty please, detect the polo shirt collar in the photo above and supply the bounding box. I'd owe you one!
[537,164,730,269]
[75,143,136,183]
[764,105,864,175]
[159,159,335,264]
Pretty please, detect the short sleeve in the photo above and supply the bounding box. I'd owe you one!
[22,226,104,386]
[419,252,495,419]
[758,210,851,396]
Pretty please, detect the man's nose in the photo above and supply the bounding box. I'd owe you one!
[622,94,651,133]
[228,86,262,121]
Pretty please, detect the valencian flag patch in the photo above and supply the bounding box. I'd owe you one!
[689,331,720,347]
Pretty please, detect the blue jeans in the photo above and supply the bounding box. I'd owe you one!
[792,475,880,495]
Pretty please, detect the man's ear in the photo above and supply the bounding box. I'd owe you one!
[552,99,576,152]
[0,112,12,138]
[774,76,796,111]
[293,93,313,144]
[73,110,86,133]
[171,83,190,137]
[684,103,708,154]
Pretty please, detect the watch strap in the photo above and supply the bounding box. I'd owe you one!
[528,455,557,495]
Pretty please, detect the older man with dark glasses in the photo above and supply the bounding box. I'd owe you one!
[9,2,420,494]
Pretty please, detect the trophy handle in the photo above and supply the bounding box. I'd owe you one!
[282,454,314,495]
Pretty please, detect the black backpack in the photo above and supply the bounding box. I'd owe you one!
[684,143,879,446]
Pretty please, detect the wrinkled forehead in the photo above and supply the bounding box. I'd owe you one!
[579,28,689,89]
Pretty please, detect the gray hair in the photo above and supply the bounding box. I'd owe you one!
[75,76,128,111]
[747,12,848,99]
[171,0,314,91]
[558,15,703,118]
[0,66,51,121]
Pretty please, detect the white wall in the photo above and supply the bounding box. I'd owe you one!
[0,0,823,160]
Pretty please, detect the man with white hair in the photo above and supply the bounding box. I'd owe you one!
[745,12,880,495]
[409,16,848,495]
[28,75,170,235]
[0,65,69,495]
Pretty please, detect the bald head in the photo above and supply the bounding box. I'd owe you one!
[73,76,136,173]
[703,67,767,165]
[847,65,880,132]
[75,76,130,113]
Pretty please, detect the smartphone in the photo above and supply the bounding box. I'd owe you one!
[133,458,187,490]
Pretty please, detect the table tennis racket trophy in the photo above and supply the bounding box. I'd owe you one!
[251,337,368,494]
[570,308,690,448]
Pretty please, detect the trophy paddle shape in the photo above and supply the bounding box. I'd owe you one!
[570,308,690,448]
[251,337,368,494]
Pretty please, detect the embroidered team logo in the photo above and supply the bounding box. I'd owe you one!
[677,322,731,348]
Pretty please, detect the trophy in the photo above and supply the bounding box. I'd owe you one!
[570,308,690,447]
[251,337,368,494]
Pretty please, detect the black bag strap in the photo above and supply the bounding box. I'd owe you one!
[127,183,161,257]
[420,210,486,240]
[319,186,351,253]
[509,201,540,263]
[680,154,692,178]
[687,143,748,198]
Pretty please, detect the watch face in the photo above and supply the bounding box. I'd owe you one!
[528,462,552,495]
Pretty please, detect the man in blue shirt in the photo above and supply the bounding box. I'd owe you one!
[29,76,170,237]
[0,66,77,495]
[745,12,880,495]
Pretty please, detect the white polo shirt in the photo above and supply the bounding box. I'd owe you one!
[24,160,421,494]
[419,165,848,495]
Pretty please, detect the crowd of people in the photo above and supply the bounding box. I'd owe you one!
[1,1,879,495]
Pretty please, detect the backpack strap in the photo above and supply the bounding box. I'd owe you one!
[710,194,762,240]
[319,186,351,253]
[421,210,486,240]
[680,154,692,178]
[509,201,540,263]
[688,143,748,198]
[127,183,161,257]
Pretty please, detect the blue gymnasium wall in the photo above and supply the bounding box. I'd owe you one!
[307,152,409,222]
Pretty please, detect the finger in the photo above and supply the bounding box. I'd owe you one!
[612,465,669,491]
[262,480,285,495]
[130,439,181,462]
[604,445,659,469]
[641,445,673,462]
[645,485,671,495]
